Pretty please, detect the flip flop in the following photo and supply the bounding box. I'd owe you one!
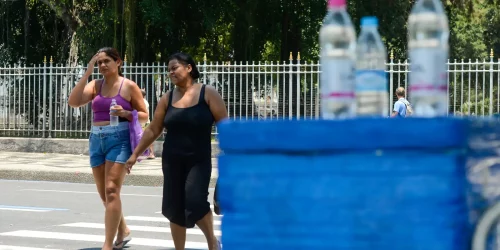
[113,233,132,250]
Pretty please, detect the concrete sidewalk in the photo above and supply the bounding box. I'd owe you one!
[0,152,218,187]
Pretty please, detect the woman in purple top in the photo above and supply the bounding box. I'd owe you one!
[68,47,148,250]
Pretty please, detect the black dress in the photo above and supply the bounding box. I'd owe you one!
[162,84,215,228]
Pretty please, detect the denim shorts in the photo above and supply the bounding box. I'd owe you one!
[89,122,132,168]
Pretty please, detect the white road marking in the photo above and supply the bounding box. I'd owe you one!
[0,245,62,250]
[60,222,222,236]
[0,208,50,212]
[0,231,208,249]
[125,216,222,226]
[0,205,68,212]
[155,206,222,218]
[20,189,161,197]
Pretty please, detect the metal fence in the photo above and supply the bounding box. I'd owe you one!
[0,53,499,138]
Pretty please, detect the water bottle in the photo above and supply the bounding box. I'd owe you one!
[408,0,450,117]
[319,0,356,119]
[110,99,119,126]
[355,16,388,117]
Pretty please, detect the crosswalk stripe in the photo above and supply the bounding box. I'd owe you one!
[60,222,222,236]
[0,205,67,213]
[0,208,50,212]
[125,216,222,226]
[0,231,208,249]
[0,246,62,250]
[154,210,223,219]
[20,189,162,198]
[155,206,223,218]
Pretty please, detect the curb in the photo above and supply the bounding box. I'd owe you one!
[0,170,219,188]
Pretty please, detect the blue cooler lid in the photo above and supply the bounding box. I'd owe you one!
[217,118,468,153]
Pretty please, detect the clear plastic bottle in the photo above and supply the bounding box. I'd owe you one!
[319,0,356,119]
[110,99,119,126]
[355,16,388,117]
[408,0,450,117]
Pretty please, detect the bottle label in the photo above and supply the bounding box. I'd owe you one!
[320,58,355,99]
[355,70,387,92]
[320,57,356,118]
[409,48,448,97]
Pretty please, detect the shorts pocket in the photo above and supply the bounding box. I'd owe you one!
[88,134,102,158]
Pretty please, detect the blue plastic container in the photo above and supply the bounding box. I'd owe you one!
[217,118,471,250]
[466,118,500,250]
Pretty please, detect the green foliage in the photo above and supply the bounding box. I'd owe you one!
[0,0,499,64]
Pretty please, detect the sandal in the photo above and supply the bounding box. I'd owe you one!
[113,233,132,249]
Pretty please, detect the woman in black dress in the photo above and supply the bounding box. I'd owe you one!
[126,52,227,250]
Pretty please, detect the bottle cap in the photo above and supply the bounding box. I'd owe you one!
[361,16,378,26]
[328,0,346,8]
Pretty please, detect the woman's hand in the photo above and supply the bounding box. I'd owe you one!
[125,154,138,174]
[87,53,99,73]
[110,105,132,120]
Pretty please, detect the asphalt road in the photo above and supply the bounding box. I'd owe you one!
[0,180,219,250]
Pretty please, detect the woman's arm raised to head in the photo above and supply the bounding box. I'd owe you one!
[69,54,99,108]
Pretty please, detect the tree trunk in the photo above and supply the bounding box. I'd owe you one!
[280,11,290,61]
[39,0,82,32]
[113,0,119,49]
[124,0,136,62]
[67,31,79,67]
[24,3,30,60]
[38,0,82,65]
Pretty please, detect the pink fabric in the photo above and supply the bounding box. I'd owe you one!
[129,110,150,162]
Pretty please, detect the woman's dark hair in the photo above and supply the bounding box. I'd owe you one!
[167,52,200,80]
[97,47,124,77]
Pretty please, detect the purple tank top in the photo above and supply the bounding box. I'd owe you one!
[92,77,133,122]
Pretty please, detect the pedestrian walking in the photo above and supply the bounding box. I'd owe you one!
[391,87,413,118]
[68,47,149,250]
[125,52,227,250]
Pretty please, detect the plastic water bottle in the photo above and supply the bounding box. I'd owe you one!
[355,16,388,117]
[110,99,119,126]
[319,0,356,119]
[408,0,450,117]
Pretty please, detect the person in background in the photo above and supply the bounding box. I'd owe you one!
[68,47,148,250]
[391,87,412,118]
[125,52,227,250]
[140,88,155,159]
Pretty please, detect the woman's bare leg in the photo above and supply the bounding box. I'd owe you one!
[170,222,187,250]
[196,211,218,250]
[92,164,130,245]
[100,161,127,250]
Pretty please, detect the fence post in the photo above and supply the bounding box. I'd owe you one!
[389,50,394,113]
[288,52,293,119]
[296,52,301,119]
[42,56,47,138]
[490,49,494,116]
[453,59,456,114]
[123,55,128,78]
[203,53,207,86]
[48,56,53,138]
[446,58,457,116]
[316,60,320,119]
